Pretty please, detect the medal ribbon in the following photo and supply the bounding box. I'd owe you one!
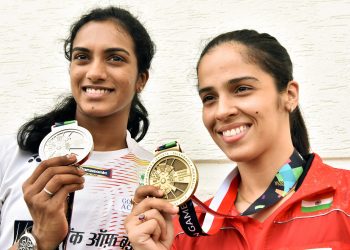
[52,120,77,130]
[176,147,305,237]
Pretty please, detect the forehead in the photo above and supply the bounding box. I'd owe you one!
[199,42,248,69]
[198,44,249,79]
[197,42,274,89]
[72,20,134,49]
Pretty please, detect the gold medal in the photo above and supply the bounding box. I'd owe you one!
[145,150,198,206]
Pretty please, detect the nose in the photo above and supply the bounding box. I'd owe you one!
[86,59,107,82]
[215,95,239,121]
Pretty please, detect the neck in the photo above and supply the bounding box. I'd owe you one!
[76,113,128,151]
[237,139,294,201]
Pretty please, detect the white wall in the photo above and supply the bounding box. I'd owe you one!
[1,0,350,200]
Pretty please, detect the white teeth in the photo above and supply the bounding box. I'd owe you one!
[85,88,110,94]
[222,125,248,137]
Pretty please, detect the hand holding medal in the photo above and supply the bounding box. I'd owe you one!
[126,141,238,249]
[143,141,238,237]
[20,120,92,250]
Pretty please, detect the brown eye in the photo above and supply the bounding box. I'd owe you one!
[108,55,125,62]
[202,95,216,104]
[234,86,252,94]
[73,54,89,61]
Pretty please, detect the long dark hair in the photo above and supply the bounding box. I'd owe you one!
[197,29,310,156]
[18,6,155,154]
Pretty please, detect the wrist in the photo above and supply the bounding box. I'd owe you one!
[31,226,58,250]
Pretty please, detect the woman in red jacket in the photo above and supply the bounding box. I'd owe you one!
[125,30,350,249]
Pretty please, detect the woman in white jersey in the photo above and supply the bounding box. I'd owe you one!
[1,6,155,250]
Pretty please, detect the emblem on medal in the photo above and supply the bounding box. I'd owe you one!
[145,144,198,206]
[39,121,93,165]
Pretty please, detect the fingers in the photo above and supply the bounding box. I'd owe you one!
[25,154,77,185]
[132,197,178,216]
[137,219,162,242]
[140,209,168,241]
[163,213,175,245]
[23,155,85,207]
[51,183,83,204]
[133,185,164,204]
[126,186,178,246]
[23,154,84,196]
[24,168,84,201]
[125,203,176,247]
[127,198,178,242]
[40,174,85,198]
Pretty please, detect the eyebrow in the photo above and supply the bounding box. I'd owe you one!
[198,76,259,95]
[71,47,130,56]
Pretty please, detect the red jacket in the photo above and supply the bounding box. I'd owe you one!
[172,154,350,250]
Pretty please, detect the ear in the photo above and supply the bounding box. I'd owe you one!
[135,71,149,93]
[284,80,299,112]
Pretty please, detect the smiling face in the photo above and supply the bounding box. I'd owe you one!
[198,43,293,163]
[70,20,146,121]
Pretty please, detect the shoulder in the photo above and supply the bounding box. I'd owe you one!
[309,154,350,200]
[312,153,350,177]
[0,134,17,148]
[0,134,33,161]
[0,134,34,184]
[0,134,20,159]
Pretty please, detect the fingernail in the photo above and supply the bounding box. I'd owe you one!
[158,189,164,196]
[77,167,85,175]
[66,154,74,159]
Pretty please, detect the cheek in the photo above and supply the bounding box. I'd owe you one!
[117,71,138,90]
[202,108,214,130]
[241,94,276,117]
[70,70,81,86]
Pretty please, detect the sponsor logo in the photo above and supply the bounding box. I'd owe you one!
[81,166,112,178]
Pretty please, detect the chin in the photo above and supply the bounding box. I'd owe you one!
[78,108,111,119]
[220,144,258,163]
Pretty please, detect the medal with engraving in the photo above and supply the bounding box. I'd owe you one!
[39,120,93,165]
[145,143,198,206]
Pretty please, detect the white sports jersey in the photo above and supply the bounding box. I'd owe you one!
[0,132,152,249]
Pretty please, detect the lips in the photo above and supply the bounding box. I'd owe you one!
[85,87,112,94]
[83,86,114,92]
[216,123,252,144]
[82,86,114,97]
[222,125,249,137]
